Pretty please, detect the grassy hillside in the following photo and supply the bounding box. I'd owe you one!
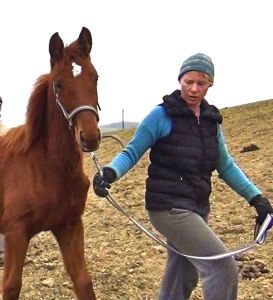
[100,121,139,132]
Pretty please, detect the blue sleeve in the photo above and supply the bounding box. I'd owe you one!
[216,125,261,201]
[107,106,172,178]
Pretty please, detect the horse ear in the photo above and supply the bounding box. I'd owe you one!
[49,32,64,68]
[78,27,92,56]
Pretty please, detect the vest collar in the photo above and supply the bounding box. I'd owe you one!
[162,90,222,124]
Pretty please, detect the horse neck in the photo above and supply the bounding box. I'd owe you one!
[45,90,83,168]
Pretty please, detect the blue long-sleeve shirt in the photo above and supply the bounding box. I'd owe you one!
[108,105,261,202]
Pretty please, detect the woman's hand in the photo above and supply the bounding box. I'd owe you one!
[92,167,117,197]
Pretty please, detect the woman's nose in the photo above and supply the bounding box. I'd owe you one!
[190,83,199,92]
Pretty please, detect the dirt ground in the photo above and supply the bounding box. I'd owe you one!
[1,99,273,299]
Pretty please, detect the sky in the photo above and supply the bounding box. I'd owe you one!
[1,0,273,127]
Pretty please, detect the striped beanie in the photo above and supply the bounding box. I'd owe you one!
[178,53,214,82]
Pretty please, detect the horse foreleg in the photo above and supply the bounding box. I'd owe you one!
[52,219,96,300]
[2,230,29,300]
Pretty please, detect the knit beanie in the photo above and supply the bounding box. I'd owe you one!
[178,53,214,82]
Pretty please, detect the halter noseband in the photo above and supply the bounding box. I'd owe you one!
[53,82,100,130]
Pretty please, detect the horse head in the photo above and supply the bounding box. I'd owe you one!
[49,27,101,152]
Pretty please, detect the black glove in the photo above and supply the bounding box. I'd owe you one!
[93,167,117,197]
[249,194,273,225]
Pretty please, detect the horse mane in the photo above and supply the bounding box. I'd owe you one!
[3,74,50,153]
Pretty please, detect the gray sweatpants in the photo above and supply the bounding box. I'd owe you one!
[148,209,238,300]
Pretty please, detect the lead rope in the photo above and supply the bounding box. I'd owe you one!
[90,151,273,260]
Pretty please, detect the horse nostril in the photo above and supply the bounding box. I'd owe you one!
[80,131,86,143]
[80,130,94,141]
[79,130,100,151]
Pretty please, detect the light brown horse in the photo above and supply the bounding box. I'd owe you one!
[0,27,100,300]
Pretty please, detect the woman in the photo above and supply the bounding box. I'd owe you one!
[93,53,273,300]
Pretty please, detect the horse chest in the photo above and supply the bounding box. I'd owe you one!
[39,180,88,216]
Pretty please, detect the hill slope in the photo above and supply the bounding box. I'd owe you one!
[4,99,273,299]
[100,121,139,131]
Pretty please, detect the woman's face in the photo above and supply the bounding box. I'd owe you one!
[179,71,212,109]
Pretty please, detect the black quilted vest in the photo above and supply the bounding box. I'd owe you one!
[145,90,222,216]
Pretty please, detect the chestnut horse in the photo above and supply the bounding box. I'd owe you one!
[0,27,100,300]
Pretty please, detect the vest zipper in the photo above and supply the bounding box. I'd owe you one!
[196,116,206,170]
